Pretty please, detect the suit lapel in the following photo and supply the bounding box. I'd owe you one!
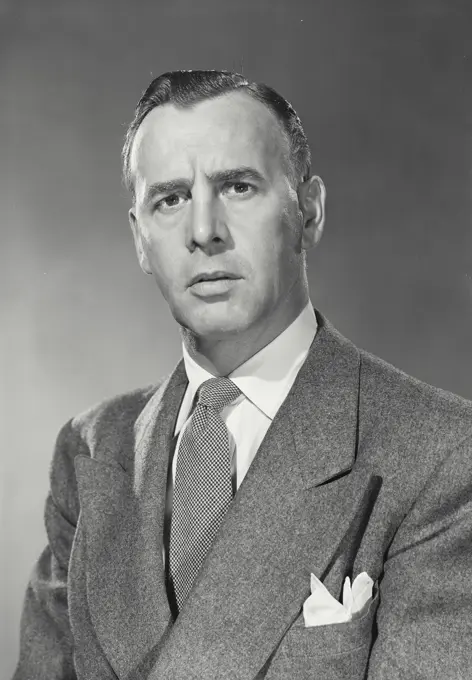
[74,361,188,679]
[143,313,374,680]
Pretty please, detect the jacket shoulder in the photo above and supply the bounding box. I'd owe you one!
[72,382,161,434]
[359,349,472,457]
[52,380,165,473]
[361,349,472,413]
[47,382,167,524]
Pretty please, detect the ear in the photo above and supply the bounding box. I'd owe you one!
[297,175,326,250]
[128,209,152,275]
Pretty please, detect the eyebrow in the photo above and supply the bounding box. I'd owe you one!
[144,166,266,203]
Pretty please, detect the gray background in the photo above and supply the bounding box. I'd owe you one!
[2,0,471,675]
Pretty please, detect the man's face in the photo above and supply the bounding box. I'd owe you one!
[129,92,319,342]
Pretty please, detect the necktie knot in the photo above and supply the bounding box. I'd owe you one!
[196,377,241,413]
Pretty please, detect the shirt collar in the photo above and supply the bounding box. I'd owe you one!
[181,301,318,420]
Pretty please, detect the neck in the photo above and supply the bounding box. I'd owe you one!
[180,288,310,377]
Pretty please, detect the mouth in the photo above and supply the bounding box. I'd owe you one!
[189,271,241,286]
[188,271,242,298]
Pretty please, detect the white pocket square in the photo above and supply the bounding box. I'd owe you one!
[303,572,374,627]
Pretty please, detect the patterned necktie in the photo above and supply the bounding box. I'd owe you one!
[169,377,241,611]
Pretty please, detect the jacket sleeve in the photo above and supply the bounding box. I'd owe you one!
[366,433,472,679]
[12,419,87,680]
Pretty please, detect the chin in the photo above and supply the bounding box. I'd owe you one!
[178,303,253,339]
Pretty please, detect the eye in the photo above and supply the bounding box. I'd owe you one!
[223,181,255,197]
[155,193,189,213]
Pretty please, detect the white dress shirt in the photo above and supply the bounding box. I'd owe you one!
[172,301,318,489]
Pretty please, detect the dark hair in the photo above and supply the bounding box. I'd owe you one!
[122,69,311,196]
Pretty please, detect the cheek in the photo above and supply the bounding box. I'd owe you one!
[239,202,300,268]
[142,231,183,294]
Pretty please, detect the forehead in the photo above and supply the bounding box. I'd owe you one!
[130,91,290,184]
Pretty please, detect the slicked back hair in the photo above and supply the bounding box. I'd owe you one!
[122,69,312,198]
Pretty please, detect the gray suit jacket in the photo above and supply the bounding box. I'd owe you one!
[13,312,472,679]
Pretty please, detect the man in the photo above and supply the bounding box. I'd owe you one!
[13,70,472,679]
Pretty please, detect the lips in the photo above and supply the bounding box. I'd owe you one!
[189,271,240,286]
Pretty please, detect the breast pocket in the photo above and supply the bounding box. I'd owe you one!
[265,589,379,680]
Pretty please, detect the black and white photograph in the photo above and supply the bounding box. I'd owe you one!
[2,1,472,678]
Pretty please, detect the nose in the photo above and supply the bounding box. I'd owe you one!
[186,190,229,252]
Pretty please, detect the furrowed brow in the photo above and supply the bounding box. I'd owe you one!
[143,167,265,204]
[208,167,265,184]
[144,179,190,204]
